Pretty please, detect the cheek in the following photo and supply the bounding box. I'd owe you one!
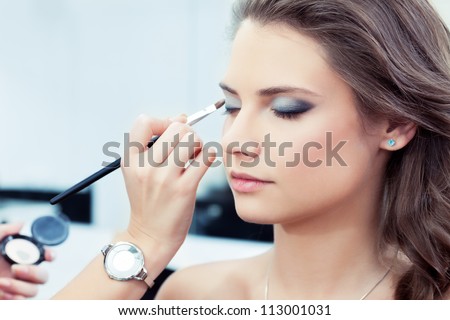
[221,117,232,135]
[220,109,380,223]
[266,120,331,170]
[267,117,377,214]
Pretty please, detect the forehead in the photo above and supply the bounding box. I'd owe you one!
[224,20,344,95]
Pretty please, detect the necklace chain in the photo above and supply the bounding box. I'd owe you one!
[264,265,391,300]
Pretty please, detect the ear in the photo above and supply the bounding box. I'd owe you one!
[379,120,417,151]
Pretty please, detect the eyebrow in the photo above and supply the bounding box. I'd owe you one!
[219,82,322,97]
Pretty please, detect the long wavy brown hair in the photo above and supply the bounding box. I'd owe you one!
[231,0,450,299]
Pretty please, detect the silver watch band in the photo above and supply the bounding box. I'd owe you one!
[135,266,148,281]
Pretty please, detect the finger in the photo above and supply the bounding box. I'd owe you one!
[165,132,203,174]
[127,115,173,155]
[182,145,217,185]
[146,122,192,165]
[169,113,188,123]
[0,290,14,300]
[44,248,56,262]
[0,223,24,238]
[0,291,10,300]
[0,290,26,300]
[11,264,49,284]
[0,277,39,298]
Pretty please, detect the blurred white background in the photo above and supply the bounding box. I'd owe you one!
[0,0,234,229]
[0,0,448,230]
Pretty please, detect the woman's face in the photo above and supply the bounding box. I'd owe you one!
[220,20,388,225]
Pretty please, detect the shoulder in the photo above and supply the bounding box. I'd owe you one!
[155,254,268,300]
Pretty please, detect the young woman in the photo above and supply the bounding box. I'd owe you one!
[55,0,450,300]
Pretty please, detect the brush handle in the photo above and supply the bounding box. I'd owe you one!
[49,99,225,205]
[50,136,159,205]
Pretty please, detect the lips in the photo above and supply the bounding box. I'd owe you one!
[229,171,273,193]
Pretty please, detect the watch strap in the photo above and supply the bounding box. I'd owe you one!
[101,244,113,256]
[134,265,147,281]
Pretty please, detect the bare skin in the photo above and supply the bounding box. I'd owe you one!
[157,20,416,300]
[156,252,402,299]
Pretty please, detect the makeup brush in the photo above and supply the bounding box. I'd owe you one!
[50,99,225,205]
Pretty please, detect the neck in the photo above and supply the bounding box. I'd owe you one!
[268,189,391,299]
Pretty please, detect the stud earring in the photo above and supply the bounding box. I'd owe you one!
[387,139,396,147]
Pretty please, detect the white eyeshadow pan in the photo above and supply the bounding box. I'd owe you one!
[4,238,41,265]
[1,214,70,265]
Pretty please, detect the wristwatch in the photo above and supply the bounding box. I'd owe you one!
[101,242,153,286]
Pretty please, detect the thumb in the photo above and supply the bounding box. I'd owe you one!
[0,223,24,238]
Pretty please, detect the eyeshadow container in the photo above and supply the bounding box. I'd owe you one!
[0,214,69,265]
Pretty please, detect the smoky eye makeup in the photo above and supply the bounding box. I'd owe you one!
[220,93,315,119]
[271,97,314,119]
[223,104,240,115]
[222,95,242,115]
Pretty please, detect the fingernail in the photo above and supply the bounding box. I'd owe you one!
[48,250,57,261]
[208,146,218,162]
[209,146,218,154]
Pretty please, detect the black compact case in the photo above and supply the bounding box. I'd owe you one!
[0,214,69,265]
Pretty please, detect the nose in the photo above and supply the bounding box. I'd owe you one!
[221,108,262,162]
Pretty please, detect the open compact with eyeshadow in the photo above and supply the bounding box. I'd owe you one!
[0,214,69,265]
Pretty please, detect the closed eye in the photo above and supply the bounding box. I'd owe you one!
[222,104,241,116]
[271,98,314,120]
[272,110,304,119]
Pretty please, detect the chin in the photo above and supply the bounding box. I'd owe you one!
[234,197,318,226]
[234,201,280,225]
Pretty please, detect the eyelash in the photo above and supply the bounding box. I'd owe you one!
[223,105,310,120]
[272,110,303,120]
[222,105,240,115]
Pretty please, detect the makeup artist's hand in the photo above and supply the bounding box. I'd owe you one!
[120,114,216,277]
[0,223,55,299]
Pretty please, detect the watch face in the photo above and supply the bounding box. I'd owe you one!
[105,243,144,280]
